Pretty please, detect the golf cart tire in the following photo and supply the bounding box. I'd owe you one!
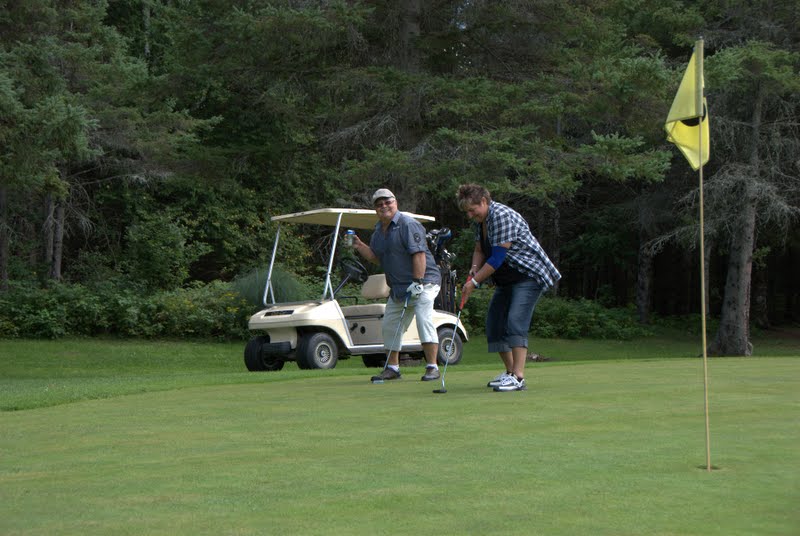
[244,336,286,372]
[436,326,463,366]
[296,332,339,369]
[361,353,386,368]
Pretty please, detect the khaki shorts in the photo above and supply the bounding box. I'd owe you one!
[381,284,440,351]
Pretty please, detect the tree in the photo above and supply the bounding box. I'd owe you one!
[1,0,207,287]
[704,41,800,355]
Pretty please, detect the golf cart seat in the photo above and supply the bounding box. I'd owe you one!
[360,274,390,299]
[341,274,390,317]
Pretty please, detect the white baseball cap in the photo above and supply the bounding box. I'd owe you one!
[371,188,395,204]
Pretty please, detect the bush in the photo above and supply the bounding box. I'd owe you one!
[0,283,81,339]
[533,297,650,339]
[462,290,650,340]
[124,214,211,291]
[0,280,251,340]
[232,264,317,307]
[0,279,649,342]
[148,281,251,340]
[649,313,720,336]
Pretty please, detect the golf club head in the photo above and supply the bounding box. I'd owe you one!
[433,388,447,394]
[371,378,385,384]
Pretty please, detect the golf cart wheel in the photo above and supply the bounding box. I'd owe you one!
[296,332,339,369]
[244,336,285,372]
[436,326,463,366]
[361,353,386,368]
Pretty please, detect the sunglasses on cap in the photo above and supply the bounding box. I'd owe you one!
[373,198,395,208]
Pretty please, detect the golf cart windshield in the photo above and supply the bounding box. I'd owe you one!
[264,208,435,305]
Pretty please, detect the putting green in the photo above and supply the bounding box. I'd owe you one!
[2,359,798,535]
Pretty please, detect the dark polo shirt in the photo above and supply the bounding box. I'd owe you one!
[369,211,440,300]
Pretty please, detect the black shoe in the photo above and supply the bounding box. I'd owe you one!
[371,368,401,381]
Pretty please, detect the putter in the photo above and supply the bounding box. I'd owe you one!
[433,281,468,394]
[371,293,410,383]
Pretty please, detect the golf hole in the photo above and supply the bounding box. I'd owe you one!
[695,465,722,471]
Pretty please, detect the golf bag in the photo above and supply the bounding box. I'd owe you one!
[426,228,458,314]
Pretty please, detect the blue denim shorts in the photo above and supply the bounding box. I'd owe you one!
[486,279,544,353]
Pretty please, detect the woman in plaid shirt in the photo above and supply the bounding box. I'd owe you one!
[457,184,561,392]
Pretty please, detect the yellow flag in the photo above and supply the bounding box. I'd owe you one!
[665,42,710,170]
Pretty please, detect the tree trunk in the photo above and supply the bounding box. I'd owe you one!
[0,185,8,291]
[787,248,800,323]
[703,234,712,316]
[49,203,65,281]
[709,195,755,356]
[42,193,55,274]
[636,239,654,324]
[399,0,421,74]
[551,205,561,296]
[751,258,770,329]
[395,0,422,212]
[709,86,764,356]
[143,1,151,63]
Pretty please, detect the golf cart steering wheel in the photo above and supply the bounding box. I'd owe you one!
[339,257,369,285]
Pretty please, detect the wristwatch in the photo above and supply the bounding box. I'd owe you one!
[471,278,481,288]
[413,277,424,284]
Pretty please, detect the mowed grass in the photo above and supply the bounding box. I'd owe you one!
[1,333,799,535]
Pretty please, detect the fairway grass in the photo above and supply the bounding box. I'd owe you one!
[2,357,798,535]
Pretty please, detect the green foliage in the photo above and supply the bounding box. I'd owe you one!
[342,145,414,197]
[144,176,276,281]
[707,40,800,93]
[604,0,705,48]
[1,0,798,337]
[570,51,674,140]
[147,281,251,340]
[561,204,639,288]
[124,213,211,290]
[464,291,650,341]
[424,126,581,203]
[0,280,252,340]
[578,132,671,183]
[34,94,98,165]
[532,297,650,339]
[0,282,107,339]
[232,265,318,307]
[649,313,721,336]
[462,290,650,340]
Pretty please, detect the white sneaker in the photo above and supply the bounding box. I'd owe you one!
[493,375,526,392]
[487,371,512,388]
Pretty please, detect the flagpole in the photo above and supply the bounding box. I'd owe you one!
[695,38,712,473]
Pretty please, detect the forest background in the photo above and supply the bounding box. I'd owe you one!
[1,0,798,356]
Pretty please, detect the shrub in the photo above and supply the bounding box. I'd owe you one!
[149,281,251,340]
[0,278,649,342]
[649,313,720,336]
[462,290,650,340]
[0,283,72,339]
[0,280,251,340]
[232,264,316,307]
[124,214,211,291]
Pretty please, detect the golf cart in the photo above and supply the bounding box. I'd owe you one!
[244,208,468,371]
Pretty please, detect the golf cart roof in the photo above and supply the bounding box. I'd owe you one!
[271,208,435,230]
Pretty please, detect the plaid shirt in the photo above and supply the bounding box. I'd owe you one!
[474,201,561,290]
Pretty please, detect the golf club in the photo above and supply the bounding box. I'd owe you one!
[371,293,410,383]
[433,279,468,394]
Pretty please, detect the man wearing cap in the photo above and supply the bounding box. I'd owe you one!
[351,188,441,382]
